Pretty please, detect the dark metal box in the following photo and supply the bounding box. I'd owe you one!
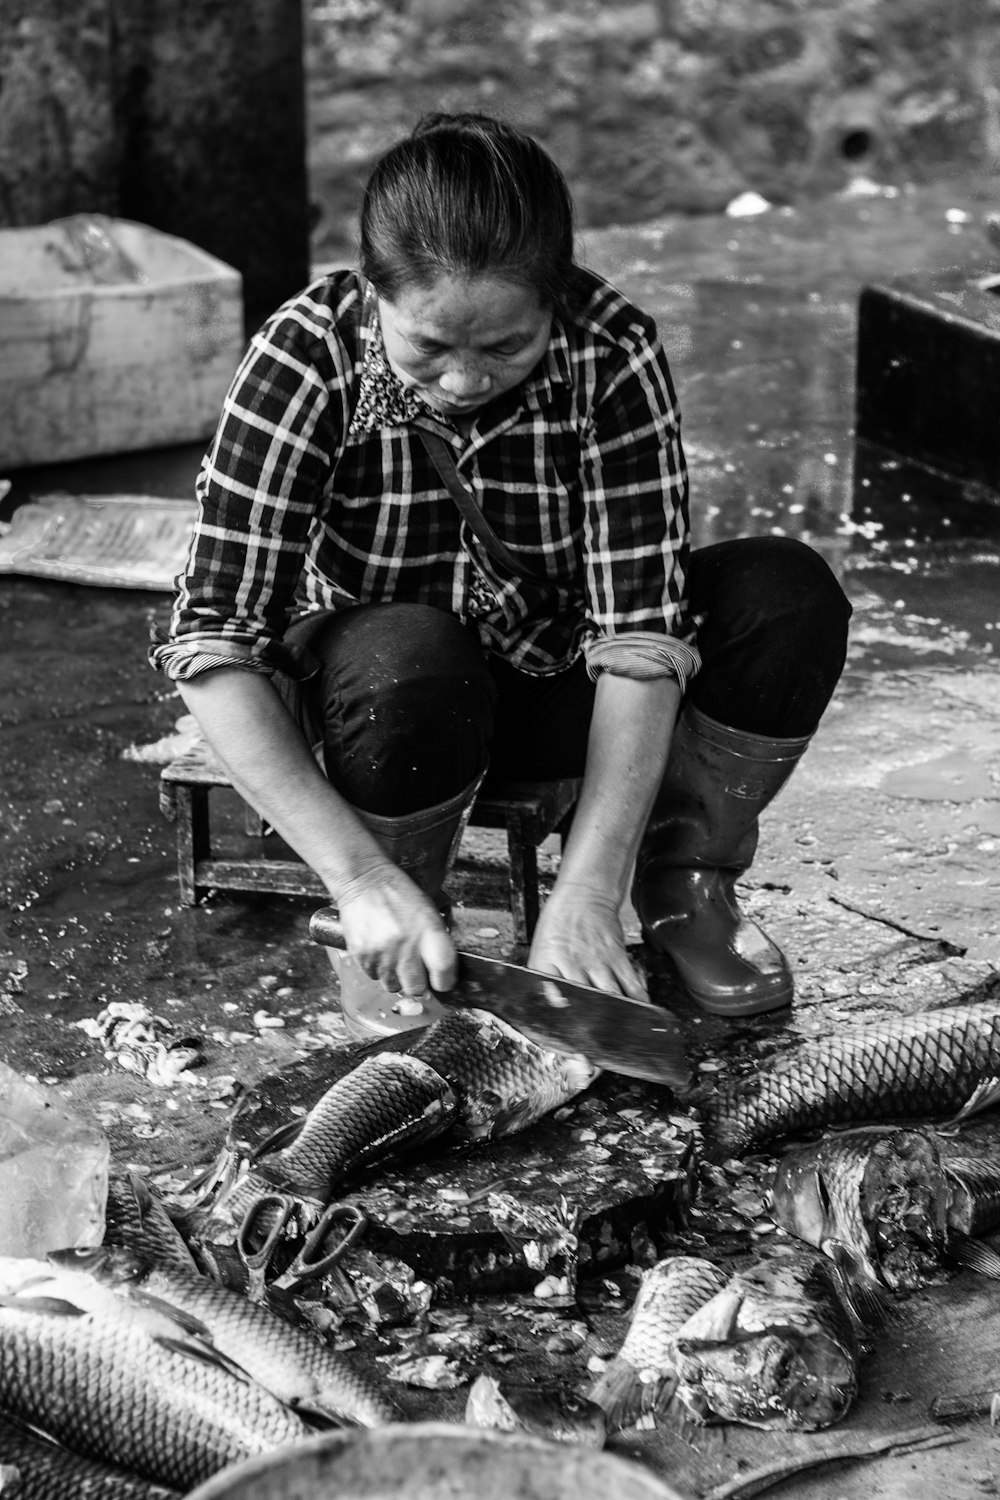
[855,266,1000,495]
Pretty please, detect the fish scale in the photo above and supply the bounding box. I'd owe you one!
[0,1412,180,1500]
[706,1000,1000,1156]
[0,1294,308,1492]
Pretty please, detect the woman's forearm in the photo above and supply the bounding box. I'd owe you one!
[555,672,681,907]
[176,668,388,902]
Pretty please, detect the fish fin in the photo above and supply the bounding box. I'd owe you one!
[124,1288,216,1341]
[152,1332,253,1383]
[947,1233,1000,1279]
[0,1294,88,1318]
[252,1118,306,1160]
[824,1240,895,1329]
[126,1168,157,1218]
[466,1091,537,1141]
[945,1077,1000,1127]
[813,1164,834,1217]
[290,1398,358,1429]
[589,1356,676,1432]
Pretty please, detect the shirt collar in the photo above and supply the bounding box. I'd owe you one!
[347,283,574,439]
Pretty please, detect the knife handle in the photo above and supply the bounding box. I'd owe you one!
[309,906,346,950]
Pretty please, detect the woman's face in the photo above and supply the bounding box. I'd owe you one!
[377,273,552,422]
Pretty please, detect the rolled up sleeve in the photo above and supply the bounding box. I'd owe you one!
[578,311,698,685]
[150,280,357,683]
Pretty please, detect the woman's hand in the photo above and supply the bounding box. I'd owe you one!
[527,878,647,1001]
[337,863,457,997]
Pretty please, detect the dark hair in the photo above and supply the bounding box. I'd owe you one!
[360,113,579,314]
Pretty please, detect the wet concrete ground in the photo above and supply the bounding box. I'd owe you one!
[2,172,1000,1497]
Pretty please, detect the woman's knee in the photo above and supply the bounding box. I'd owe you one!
[305,604,496,813]
[690,536,851,650]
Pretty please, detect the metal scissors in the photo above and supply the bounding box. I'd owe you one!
[235,1192,367,1308]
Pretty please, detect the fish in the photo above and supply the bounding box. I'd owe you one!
[104,1171,200,1274]
[465,1372,607,1447]
[203,1048,460,1232]
[0,1256,310,1492]
[704,999,1000,1158]
[671,1247,861,1431]
[57,1243,402,1428]
[202,1008,597,1234]
[588,1255,728,1430]
[0,1410,180,1499]
[770,1127,949,1297]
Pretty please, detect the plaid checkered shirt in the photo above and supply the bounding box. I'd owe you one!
[151,267,700,687]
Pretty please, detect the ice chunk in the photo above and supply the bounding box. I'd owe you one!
[0,1061,109,1254]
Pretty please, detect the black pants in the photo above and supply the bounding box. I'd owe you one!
[280,537,851,818]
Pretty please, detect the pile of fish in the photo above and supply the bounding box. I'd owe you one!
[9,985,1000,1490]
[590,1247,863,1433]
[589,996,1000,1440]
[0,1007,601,1495]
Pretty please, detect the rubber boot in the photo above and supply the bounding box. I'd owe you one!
[314,773,484,1041]
[632,706,812,1017]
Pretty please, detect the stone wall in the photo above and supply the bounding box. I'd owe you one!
[3,0,998,285]
[306,0,1000,259]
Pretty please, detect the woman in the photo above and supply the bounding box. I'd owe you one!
[151,112,850,1037]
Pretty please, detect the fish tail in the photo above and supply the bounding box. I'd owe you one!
[589,1355,677,1432]
[947,1232,1000,1279]
[825,1241,895,1329]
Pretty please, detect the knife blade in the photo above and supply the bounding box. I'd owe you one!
[436,951,692,1093]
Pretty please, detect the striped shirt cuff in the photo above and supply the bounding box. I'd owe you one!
[584,632,702,687]
[149,637,275,683]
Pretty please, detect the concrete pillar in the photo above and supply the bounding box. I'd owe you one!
[113,0,311,328]
[0,0,118,225]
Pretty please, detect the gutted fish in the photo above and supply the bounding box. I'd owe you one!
[60,1244,401,1428]
[466,1372,606,1447]
[0,1410,179,1499]
[0,1256,309,1492]
[705,1000,1000,1157]
[672,1247,860,1431]
[589,1255,728,1430]
[770,1127,949,1293]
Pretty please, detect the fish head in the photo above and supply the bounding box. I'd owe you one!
[47,1244,149,1285]
[675,1325,856,1431]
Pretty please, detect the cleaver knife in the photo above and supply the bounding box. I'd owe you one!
[438,952,692,1093]
[310,908,690,1092]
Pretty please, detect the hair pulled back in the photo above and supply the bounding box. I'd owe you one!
[360,113,578,314]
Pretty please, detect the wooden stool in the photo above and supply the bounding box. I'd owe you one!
[159,737,580,946]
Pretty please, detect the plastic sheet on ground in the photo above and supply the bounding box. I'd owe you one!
[0,491,196,590]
